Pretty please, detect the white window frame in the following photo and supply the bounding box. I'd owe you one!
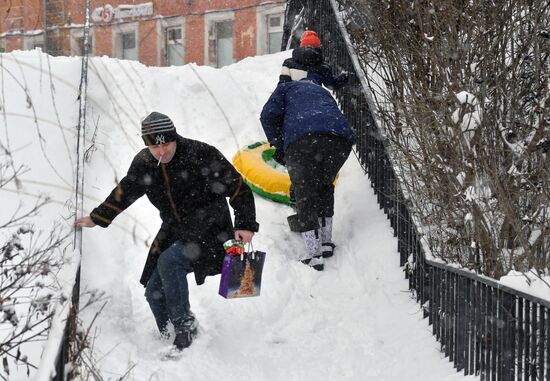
[112,23,139,61]
[256,3,286,56]
[158,17,185,67]
[70,28,95,57]
[204,11,234,68]
[23,34,45,51]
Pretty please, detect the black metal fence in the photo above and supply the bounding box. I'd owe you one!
[283,0,550,379]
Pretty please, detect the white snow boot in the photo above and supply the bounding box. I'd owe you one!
[319,217,335,258]
[301,229,323,271]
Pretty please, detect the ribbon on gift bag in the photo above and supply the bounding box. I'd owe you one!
[219,240,266,299]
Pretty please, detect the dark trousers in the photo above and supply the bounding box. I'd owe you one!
[144,240,193,334]
[285,134,352,232]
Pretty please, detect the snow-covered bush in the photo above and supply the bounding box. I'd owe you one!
[0,152,69,377]
[342,0,549,277]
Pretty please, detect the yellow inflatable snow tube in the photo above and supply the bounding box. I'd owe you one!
[232,141,291,204]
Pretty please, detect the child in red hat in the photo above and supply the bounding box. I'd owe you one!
[300,30,321,47]
[279,29,348,90]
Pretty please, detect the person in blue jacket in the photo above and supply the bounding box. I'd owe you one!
[274,30,349,199]
[260,75,354,270]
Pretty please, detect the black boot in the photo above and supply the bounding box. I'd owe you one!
[301,256,324,271]
[173,314,198,350]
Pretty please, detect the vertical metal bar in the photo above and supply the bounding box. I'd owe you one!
[504,294,514,381]
[383,156,388,213]
[416,240,422,302]
[501,292,514,381]
[490,286,493,380]
[448,271,454,360]
[422,256,426,305]
[435,267,441,340]
[442,270,448,355]
[457,275,466,372]
[465,278,471,372]
[398,196,404,258]
[525,300,531,381]
[474,280,481,376]
[413,233,418,291]
[518,297,524,381]
[531,303,537,380]
[487,287,498,381]
[422,260,429,319]
[539,304,545,381]
[428,266,434,325]
[465,280,477,375]
[496,289,502,381]
[401,208,409,267]
[450,272,456,364]
[481,283,487,381]
[546,307,549,381]
[498,291,503,381]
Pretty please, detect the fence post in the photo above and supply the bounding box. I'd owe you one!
[502,292,516,381]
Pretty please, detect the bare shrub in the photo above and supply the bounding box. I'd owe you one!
[342,0,549,277]
[0,158,68,379]
[0,149,106,379]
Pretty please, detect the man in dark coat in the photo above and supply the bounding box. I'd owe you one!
[260,75,353,271]
[75,112,259,350]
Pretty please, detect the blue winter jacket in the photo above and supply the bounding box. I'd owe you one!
[260,79,354,151]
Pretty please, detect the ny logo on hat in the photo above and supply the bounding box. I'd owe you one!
[155,135,166,145]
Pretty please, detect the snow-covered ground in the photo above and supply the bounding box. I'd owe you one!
[0,50,479,380]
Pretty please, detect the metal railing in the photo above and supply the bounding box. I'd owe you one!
[283,0,550,379]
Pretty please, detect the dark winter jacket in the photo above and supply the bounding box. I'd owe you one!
[279,47,348,91]
[260,79,354,152]
[90,135,259,286]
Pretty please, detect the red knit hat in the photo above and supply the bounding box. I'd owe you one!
[300,30,321,47]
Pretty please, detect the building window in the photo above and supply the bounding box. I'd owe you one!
[23,35,44,51]
[121,32,137,60]
[71,34,93,57]
[256,4,286,55]
[79,36,92,55]
[215,20,233,67]
[205,12,234,68]
[267,14,283,54]
[71,29,94,57]
[114,27,138,61]
[166,26,184,66]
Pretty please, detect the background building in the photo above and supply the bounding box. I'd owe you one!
[0,0,286,67]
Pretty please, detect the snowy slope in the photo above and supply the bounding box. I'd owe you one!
[0,50,478,380]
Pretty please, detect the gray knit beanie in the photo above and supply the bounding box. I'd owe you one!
[141,112,178,146]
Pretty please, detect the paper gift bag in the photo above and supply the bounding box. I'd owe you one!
[219,240,266,299]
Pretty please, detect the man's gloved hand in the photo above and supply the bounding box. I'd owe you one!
[272,148,286,166]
